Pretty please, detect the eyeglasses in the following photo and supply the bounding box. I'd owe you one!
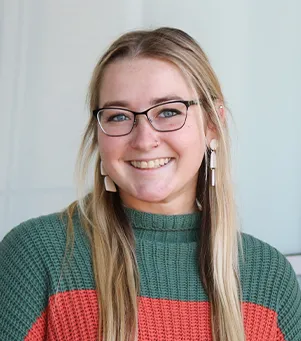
[92,99,199,137]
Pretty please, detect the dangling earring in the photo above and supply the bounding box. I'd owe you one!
[195,199,203,211]
[100,161,117,192]
[209,139,218,187]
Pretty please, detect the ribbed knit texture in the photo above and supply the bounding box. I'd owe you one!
[0,208,300,340]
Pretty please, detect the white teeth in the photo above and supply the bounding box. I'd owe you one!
[130,158,171,169]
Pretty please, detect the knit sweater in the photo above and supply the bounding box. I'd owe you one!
[0,208,300,341]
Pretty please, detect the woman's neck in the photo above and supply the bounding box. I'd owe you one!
[119,191,198,215]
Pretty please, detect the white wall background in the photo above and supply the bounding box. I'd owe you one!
[1,0,300,255]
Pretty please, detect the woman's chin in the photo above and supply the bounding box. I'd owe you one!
[135,189,171,203]
[120,186,172,205]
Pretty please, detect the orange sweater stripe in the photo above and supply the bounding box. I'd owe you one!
[25,290,285,341]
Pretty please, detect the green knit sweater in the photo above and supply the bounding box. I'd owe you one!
[0,208,300,341]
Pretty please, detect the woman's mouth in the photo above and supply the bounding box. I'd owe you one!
[130,158,172,169]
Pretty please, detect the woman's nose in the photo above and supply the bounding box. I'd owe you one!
[129,115,159,151]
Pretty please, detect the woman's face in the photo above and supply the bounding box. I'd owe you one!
[97,57,215,214]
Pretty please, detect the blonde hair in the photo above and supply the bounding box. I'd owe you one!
[65,27,245,341]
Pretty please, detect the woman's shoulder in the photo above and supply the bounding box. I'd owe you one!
[3,211,66,238]
[240,232,290,265]
[1,212,68,255]
[239,232,300,307]
[1,209,89,251]
[240,234,301,338]
[0,209,91,278]
[0,208,93,294]
[0,210,94,341]
[240,232,295,278]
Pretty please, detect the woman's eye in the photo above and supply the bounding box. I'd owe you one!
[158,110,180,118]
[108,114,129,122]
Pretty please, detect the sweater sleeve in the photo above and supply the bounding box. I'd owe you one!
[0,220,49,341]
[276,255,301,341]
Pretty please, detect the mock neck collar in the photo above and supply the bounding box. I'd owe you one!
[124,207,202,243]
[124,207,201,231]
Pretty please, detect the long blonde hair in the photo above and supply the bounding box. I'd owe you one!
[65,27,245,341]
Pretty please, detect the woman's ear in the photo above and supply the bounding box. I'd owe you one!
[205,126,217,146]
[205,100,225,143]
[214,99,226,122]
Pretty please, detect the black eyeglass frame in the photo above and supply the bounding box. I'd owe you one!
[92,99,200,137]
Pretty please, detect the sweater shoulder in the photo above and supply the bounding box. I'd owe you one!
[0,211,94,341]
[3,212,66,240]
[0,212,66,340]
[239,233,298,309]
[3,211,69,245]
[241,232,286,260]
[240,232,290,272]
[0,210,93,294]
[240,232,291,277]
[1,212,67,269]
[1,210,90,254]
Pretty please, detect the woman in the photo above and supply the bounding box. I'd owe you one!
[0,27,300,341]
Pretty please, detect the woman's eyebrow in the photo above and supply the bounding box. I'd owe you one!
[149,95,184,105]
[101,100,128,108]
[101,95,184,108]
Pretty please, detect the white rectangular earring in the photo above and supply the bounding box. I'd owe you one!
[100,161,107,176]
[100,161,117,192]
[209,139,218,187]
[104,176,117,192]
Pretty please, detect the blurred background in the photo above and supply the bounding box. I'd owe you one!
[1,0,300,272]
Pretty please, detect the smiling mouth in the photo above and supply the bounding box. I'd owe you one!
[130,158,172,169]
